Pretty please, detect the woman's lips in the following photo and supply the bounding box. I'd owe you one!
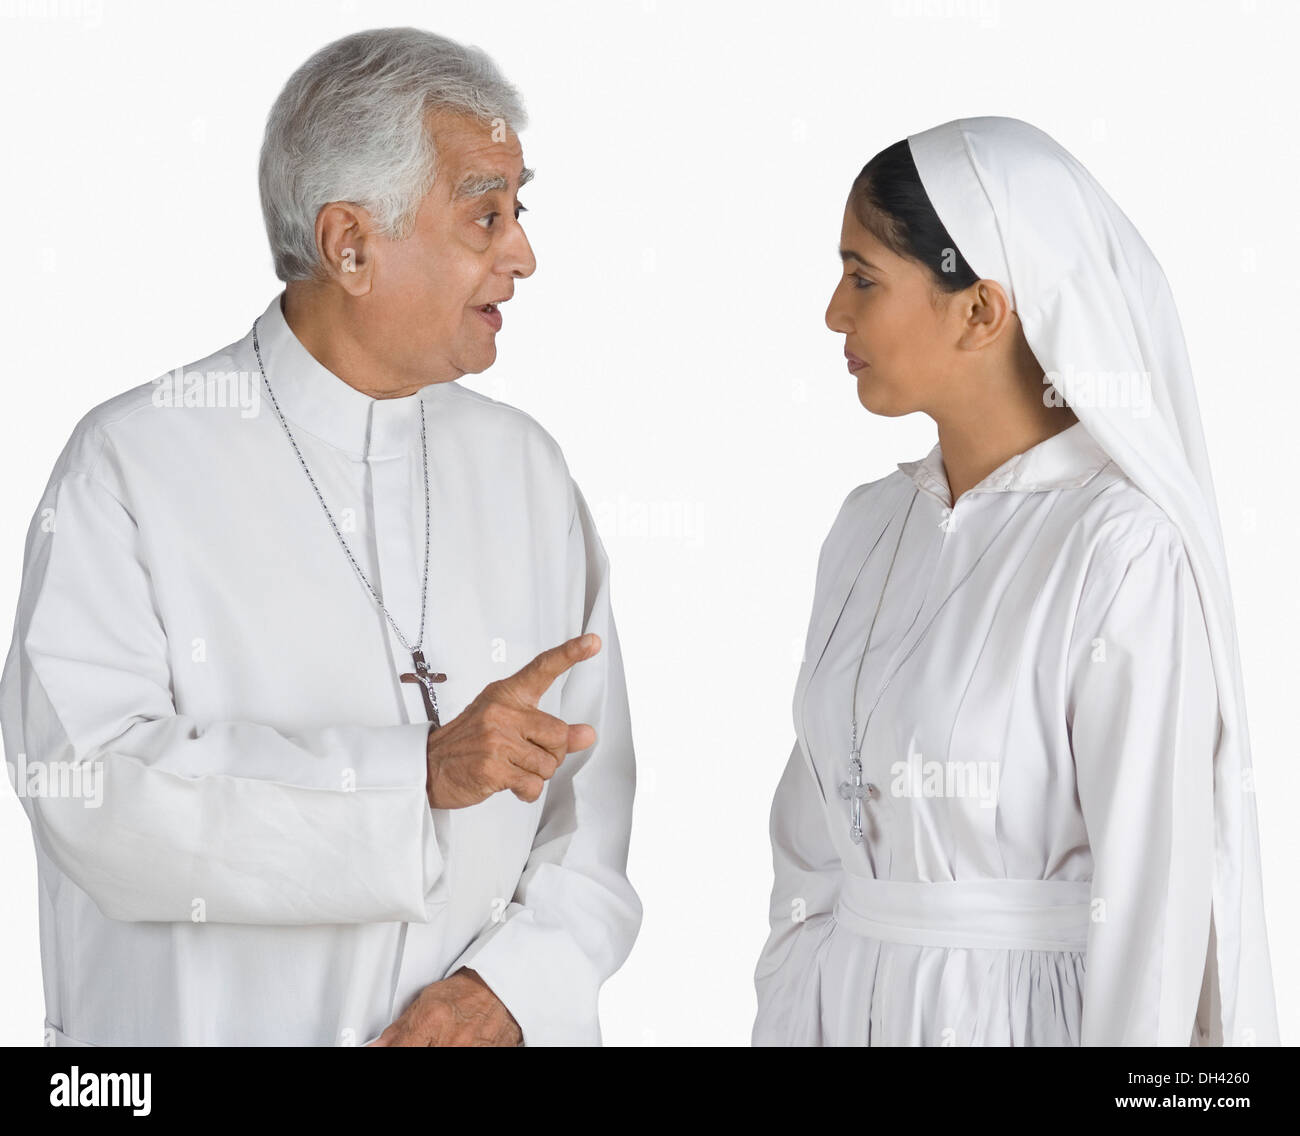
[846,350,866,373]
[476,303,503,332]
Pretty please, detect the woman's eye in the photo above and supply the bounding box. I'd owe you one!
[849,274,874,291]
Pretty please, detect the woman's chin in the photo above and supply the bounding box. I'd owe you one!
[856,376,908,417]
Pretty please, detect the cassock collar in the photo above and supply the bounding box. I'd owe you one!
[897,421,1113,508]
[251,292,454,460]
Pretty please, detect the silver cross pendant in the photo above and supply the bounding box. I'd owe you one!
[837,750,875,845]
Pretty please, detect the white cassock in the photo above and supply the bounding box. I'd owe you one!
[0,292,641,1047]
[753,421,1224,1046]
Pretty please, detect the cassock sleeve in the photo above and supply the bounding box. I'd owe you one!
[5,470,447,926]
[1067,517,1219,1046]
[751,738,843,1046]
[442,480,642,1046]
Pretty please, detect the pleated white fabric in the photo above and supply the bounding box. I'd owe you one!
[754,423,1223,1046]
[907,117,1278,1046]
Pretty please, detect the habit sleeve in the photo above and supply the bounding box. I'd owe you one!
[1068,519,1219,1045]
[444,481,642,1046]
[751,738,843,1045]
[7,470,448,925]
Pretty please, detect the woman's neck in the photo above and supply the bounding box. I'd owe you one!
[934,401,1078,504]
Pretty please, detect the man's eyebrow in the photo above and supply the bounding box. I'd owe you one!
[838,246,882,271]
[453,166,535,201]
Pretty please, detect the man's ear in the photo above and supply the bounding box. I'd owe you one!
[314,202,374,296]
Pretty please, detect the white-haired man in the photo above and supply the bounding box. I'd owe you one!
[0,27,641,1047]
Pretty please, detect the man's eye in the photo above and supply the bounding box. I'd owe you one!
[475,203,528,230]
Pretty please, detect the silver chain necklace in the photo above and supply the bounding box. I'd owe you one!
[251,318,447,726]
[838,488,919,844]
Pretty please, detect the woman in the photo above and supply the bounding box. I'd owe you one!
[752,117,1278,1046]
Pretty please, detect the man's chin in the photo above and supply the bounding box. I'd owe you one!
[451,342,497,378]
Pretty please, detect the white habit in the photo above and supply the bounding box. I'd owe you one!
[0,293,641,1046]
[753,422,1221,1045]
[754,115,1279,1048]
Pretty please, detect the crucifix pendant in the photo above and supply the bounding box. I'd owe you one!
[400,649,447,727]
[837,749,875,845]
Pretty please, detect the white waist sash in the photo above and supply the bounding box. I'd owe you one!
[832,876,1093,952]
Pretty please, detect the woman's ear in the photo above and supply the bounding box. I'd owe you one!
[955,279,1014,351]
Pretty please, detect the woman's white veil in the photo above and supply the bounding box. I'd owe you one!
[906,116,1278,1046]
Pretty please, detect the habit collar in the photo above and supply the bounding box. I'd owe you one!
[897,421,1113,509]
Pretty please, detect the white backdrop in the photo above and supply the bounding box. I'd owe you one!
[0,0,1295,1047]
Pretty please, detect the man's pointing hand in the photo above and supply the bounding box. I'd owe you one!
[424,633,601,810]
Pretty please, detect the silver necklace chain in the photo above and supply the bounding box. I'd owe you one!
[251,319,431,656]
[850,488,919,748]
[839,487,919,844]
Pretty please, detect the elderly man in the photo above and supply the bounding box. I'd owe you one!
[0,27,640,1047]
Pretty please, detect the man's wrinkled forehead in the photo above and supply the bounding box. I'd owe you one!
[451,166,534,202]
[426,108,532,203]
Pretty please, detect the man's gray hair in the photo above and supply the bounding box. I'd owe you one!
[259,27,528,282]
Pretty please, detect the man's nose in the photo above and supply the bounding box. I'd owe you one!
[505,219,536,279]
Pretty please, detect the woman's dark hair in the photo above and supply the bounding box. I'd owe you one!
[849,139,979,293]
